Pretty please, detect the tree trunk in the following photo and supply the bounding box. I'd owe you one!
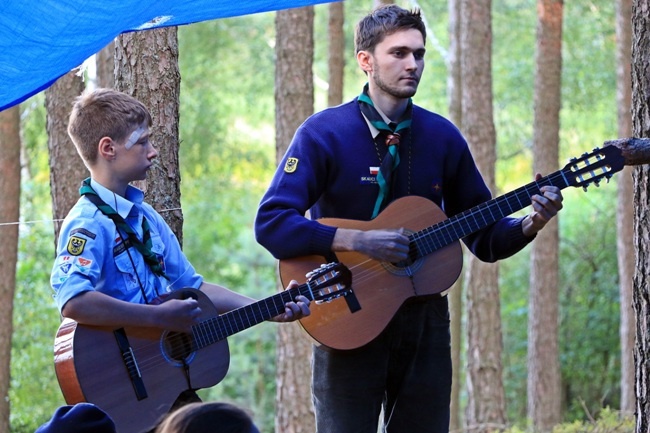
[616,0,635,415]
[527,1,563,431]
[46,71,87,246]
[96,39,115,89]
[447,0,464,429]
[275,7,315,433]
[115,27,183,242]
[0,105,21,433]
[327,2,344,108]
[633,2,650,432]
[461,1,506,432]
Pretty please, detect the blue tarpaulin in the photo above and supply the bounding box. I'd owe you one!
[0,0,336,111]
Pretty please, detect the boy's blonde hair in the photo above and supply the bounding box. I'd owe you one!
[67,88,152,165]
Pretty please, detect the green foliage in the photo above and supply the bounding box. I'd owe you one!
[503,407,635,433]
[502,408,635,433]
[10,95,65,432]
[551,408,634,433]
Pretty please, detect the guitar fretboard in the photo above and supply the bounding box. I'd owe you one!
[409,170,569,259]
[408,141,625,260]
[191,285,307,350]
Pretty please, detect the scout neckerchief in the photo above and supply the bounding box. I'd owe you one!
[358,83,413,218]
[79,178,168,279]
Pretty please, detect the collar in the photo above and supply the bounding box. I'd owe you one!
[359,98,394,139]
[90,179,145,220]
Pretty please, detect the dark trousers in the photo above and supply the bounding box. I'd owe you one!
[312,296,452,433]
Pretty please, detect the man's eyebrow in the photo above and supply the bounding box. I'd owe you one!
[388,44,426,53]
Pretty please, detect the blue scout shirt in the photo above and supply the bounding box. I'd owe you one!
[51,179,202,312]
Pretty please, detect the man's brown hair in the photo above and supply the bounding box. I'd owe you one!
[355,4,426,54]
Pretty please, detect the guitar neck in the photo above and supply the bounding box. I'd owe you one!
[411,168,571,257]
[190,284,309,350]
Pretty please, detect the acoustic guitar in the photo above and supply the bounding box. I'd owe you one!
[53,262,351,433]
[280,145,626,350]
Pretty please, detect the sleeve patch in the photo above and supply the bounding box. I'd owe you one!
[284,157,299,173]
[66,236,87,256]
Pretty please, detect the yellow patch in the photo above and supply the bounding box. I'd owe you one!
[67,236,87,256]
[284,157,299,173]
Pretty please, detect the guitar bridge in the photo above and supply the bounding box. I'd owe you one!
[114,328,148,401]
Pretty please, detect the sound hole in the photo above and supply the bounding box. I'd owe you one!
[162,332,196,365]
[382,229,423,276]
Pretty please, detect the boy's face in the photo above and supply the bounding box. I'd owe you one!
[113,123,157,182]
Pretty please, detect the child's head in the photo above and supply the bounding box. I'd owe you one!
[155,402,260,433]
[67,88,152,166]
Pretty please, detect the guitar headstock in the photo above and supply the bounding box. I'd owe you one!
[305,262,353,304]
[563,146,625,191]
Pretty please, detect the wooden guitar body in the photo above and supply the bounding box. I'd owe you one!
[54,289,229,433]
[281,196,462,350]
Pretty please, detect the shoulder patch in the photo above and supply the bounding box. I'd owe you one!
[284,157,298,173]
[66,236,87,256]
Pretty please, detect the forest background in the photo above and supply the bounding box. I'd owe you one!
[8,0,622,432]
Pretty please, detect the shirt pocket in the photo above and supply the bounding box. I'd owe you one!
[114,250,142,293]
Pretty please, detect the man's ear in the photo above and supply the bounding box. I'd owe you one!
[357,50,373,74]
[98,137,115,161]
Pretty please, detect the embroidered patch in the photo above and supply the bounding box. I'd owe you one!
[59,263,72,274]
[284,157,298,173]
[78,257,92,267]
[70,227,97,240]
[369,166,379,175]
[66,236,87,256]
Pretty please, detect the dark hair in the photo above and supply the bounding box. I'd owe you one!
[355,4,426,54]
[155,402,258,433]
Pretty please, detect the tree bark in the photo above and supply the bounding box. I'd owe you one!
[527,1,563,431]
[275,7,315,433]
[461,1,507,432]
[615,0,635,415]
[447,0,464,429]
[115,27,183,242]
[96,39,115,89]
[327,2,344,108]
[633,2,650,432]
[0,105,21,433]
[45,71,87,246]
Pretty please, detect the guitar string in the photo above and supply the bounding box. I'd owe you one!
[114,277,336,373]
[131,289,302,372]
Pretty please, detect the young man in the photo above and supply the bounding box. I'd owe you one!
[254,5,563,433]
[51,89,309,364]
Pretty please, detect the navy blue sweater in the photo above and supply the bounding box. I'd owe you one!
[255,98,532,261]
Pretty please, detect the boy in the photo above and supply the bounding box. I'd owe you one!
[51,88,309,348]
